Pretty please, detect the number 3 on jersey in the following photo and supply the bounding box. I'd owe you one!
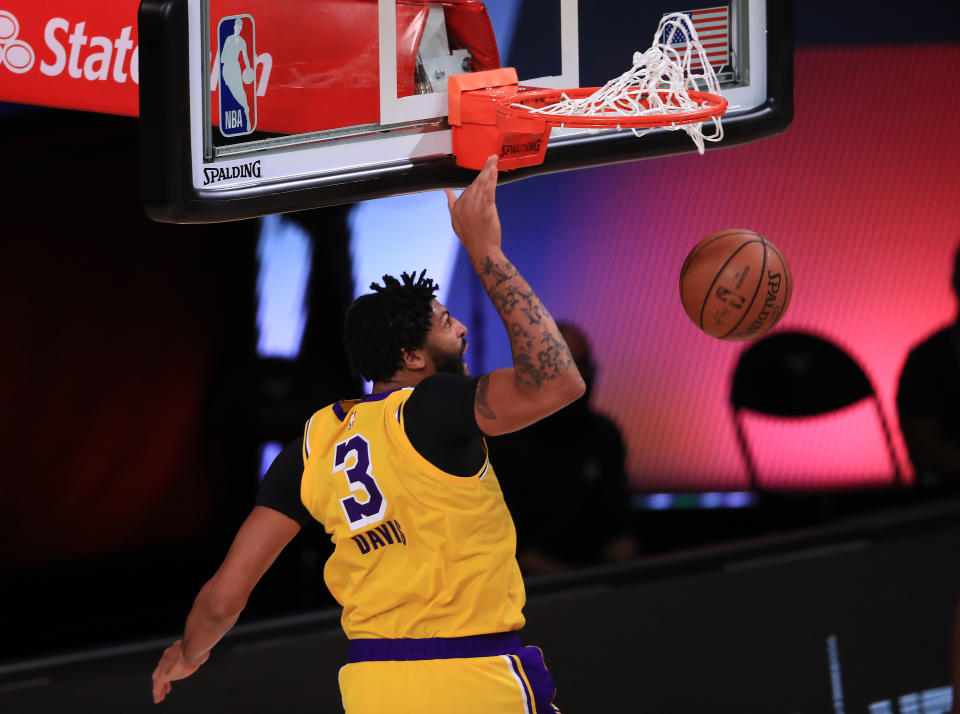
[334,434,387,530]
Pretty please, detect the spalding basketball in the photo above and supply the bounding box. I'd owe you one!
[679,229,792,341]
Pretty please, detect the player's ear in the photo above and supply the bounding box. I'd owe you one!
[401,348,427,371]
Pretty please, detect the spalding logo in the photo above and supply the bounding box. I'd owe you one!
[500,139,541,156]
[736,271,782,338]
[203,159,262,186]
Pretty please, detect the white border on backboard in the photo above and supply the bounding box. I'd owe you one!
[722,0,766,118]
[189,0,768,194]
[377,0,579,125]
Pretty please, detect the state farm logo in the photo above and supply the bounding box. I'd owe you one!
[2,12,272,95]
[0,10,35,73]
[39,18,140,83]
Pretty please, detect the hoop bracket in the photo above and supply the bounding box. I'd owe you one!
[448,68,551,171]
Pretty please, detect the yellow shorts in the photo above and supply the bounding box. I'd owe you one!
[338,633,560,714]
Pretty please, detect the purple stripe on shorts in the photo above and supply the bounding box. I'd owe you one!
[508,656,535,714]
[516,646,560,713]
[348,632,523,663]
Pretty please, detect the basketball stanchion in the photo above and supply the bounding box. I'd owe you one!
[448,13,728,171]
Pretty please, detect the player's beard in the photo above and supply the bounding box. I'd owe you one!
[427,341,467,376]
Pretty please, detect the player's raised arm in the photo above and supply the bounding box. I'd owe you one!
[151,506,300,703]
[445,155,586,436]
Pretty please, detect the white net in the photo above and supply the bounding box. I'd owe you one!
[520,13,725,154]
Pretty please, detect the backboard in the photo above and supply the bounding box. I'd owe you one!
[139,0,792,223]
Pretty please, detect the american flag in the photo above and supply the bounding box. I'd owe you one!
[663,6,730,72]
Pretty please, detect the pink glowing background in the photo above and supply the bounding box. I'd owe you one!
[452,46,960,491]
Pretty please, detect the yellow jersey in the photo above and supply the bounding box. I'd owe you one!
[300,387,526,640]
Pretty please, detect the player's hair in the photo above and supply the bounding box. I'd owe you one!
[344,270,440,383]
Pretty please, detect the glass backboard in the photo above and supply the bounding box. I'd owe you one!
[139,0,792,222]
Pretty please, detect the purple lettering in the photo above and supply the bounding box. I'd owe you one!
[387,520,405,545]
[367,529,386,549]
[351,534,370,554]
[335,434,387,529]
[392,519,407,546]
[374,524,394,545]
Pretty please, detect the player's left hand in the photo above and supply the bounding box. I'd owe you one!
[151,640,208,703]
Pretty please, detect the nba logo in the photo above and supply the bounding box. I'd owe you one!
[217,14,257,137]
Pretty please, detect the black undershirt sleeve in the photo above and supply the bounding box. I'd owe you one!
[403,373,486,477]
[255,439,312,525]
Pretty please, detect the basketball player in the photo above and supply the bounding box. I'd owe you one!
[151,155,585,713]
[220,17,254,132]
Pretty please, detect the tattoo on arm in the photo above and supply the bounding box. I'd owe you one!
[508,326,573,388]
[481,256,518,286]
[489,286,544,326]
[479,254,575,390]
[475,374,497,419]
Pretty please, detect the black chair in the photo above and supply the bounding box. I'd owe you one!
[730,331,903,489]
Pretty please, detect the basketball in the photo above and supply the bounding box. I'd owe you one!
[242,67,255,84]
[679,229,792,341]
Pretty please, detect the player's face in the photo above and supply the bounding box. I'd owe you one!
[424,300,468,375]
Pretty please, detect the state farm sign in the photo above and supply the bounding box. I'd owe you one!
[0,3,272,119]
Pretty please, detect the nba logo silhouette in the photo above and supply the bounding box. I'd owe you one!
[217,14,257,137]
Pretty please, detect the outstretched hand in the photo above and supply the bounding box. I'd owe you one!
[151,640,208,704]
[445,155,501,258]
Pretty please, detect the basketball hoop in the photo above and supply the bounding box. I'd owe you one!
[498,87,727,132]
[449,13,728,170]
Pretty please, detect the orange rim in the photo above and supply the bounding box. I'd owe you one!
[497,87,727,129]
